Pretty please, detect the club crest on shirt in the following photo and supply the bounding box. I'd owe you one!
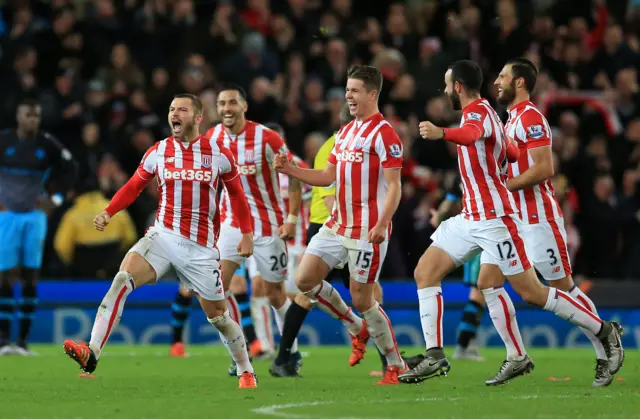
[245,150,254,163]
[389,143,402,158]
[527,124,544,139]
[201,154,212,168]
[466,112,482,122]
[354,137,367,149]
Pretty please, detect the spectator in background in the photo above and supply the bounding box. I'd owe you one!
[54,178,137,278]
[0,0,637,281]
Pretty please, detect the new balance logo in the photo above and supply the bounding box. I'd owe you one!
[166,157,175,163]
[509,260,518,267]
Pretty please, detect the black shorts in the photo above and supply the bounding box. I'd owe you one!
[306,222,351,289]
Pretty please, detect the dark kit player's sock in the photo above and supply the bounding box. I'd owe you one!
[171,292,192,344]
[17,281,38,347]
[0,278,13,346]
[456,300,484,349]
[275,301,309,365]
[235,292,257,343]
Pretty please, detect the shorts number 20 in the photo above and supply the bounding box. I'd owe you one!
[270,253,288,271]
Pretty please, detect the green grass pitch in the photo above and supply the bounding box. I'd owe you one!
[0,345,637,419]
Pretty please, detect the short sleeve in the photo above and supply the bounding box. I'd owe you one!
[374,125,403,169]
[461,107,486,138]
[518,110,551,149]
[137,144,158,180]
[265,128,292,163]
[219,145,239,182]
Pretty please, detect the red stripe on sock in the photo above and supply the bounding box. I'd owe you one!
[100,286,127,350]
[377,305,402,363]
[558,291,601,324]
[498,293,523,357]
[228,295,240,325]
[575,295,594,313]
[436,294,443,348]
[316,295,353,323]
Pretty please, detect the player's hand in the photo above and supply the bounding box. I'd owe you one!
[429,208,442,228]
[278,222,296,240]
[237,233,254,257]
[93,211,111,231]
[273,153,291,174]
[367,223,386,244]
[419,121,445,140]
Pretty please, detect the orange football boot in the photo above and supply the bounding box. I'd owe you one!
[248,339,263,358]
[63,340,98,374]
[376,364,409,385]
[238,372,258,389]
[349,322,370,366]
[169,342,186,357]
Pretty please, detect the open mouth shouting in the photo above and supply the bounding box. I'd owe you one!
[172,120,183,134]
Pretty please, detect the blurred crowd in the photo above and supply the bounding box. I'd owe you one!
[1,0,639,280]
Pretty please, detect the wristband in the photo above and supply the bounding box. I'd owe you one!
[287,214,298,224]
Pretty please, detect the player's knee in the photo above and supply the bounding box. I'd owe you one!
[230,275,248,294]
[265,282,285,306]
[294,293,313,310]
[207,309,233,330]
[295,272,316,293]
[548,276,574,292]
[350,288,375,313]
[414,260,438,287]
[516,281,547,307]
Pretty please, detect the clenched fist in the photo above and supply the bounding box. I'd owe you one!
[273,153,291,174]
[94,211,111,231]
[419,121,445,140]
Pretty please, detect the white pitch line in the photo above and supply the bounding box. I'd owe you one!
[250,394,631,419]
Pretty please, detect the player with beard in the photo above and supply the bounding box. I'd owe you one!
[63,94,258,388]
[207,85,304,373]
[398,60,624,385]
[476,58,623,387]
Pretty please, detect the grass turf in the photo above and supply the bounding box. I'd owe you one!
[0,345,637,419]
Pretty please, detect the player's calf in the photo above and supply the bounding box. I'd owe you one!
[201,297,254,377]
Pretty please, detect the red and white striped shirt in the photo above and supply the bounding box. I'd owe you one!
[136,135,238,247]
[279,156,311,250]
[505,100,562,224]
[207,121,289,237]
[457,98,518,221]
[326,112,403,241]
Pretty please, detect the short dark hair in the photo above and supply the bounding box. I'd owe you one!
[347,65,383,95]
[264,122,285,137]
[448,60,483,93]
[218,83,247,102]
[18,98,40,108]
[173,93,203,115]
[507,57,539,93]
